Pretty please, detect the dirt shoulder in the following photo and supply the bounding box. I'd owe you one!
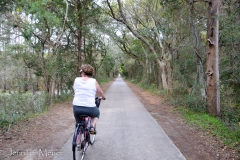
[0,79,239,160]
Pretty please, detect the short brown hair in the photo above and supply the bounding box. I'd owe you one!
[80,64,94,77]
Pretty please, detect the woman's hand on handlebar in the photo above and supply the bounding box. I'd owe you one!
[98,96,106,100]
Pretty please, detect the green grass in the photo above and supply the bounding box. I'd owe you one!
[178,107,240,151]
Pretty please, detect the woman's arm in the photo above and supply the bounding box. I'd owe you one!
[96,81,106,100]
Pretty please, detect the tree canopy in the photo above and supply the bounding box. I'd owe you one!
[0,0,239,141]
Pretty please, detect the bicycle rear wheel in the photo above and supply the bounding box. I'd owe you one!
[73,127,85,160]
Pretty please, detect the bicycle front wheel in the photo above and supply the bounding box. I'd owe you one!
[90,133,96,145]
[89,120,96,145]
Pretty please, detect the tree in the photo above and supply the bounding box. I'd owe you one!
[189,0,206,102]
[104,0,175,90]
[206,0,221,116]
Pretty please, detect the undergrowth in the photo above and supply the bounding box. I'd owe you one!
[0,92,72,129]
[0,92,47,128]
[178,107,240,151]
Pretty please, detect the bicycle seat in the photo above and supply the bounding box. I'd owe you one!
[79,115,89,118]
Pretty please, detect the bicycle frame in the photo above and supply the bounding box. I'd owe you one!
[72,97,101,160]
[72,115,92,160]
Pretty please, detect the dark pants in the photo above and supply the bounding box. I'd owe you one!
[73,105,100,123]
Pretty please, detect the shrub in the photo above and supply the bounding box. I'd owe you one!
[0,92,46,127]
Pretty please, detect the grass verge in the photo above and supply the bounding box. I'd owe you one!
[178,107,240,151]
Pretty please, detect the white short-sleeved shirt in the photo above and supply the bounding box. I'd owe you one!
[72,77,96,107]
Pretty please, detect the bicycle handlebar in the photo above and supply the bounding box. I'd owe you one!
[97,96,106,100]
[95,97,105,108]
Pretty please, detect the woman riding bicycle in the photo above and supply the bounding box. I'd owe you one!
[72,64,106,133]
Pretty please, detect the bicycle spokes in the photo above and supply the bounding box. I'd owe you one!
[90,134,96,145]
[73,117,97,160]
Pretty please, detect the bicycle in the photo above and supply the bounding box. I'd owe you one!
[72,97,102,160]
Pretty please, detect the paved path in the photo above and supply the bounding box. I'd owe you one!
[54,77,186,160]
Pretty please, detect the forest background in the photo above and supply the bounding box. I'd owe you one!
[0,0,239,153]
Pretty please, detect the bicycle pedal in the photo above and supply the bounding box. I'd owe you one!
[90,131,96,134]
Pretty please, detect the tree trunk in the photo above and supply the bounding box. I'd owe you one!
[1,50,7,92]
[166,57,172,91]
[189,1,206,102]
[158,60,168,89]
[197,60,206,101]
[40,43,51,106]
[206,0,221,116]
[77,0,83,76]
[51,74,56,99]
[1,66,6,92]
[24,67,28,92]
